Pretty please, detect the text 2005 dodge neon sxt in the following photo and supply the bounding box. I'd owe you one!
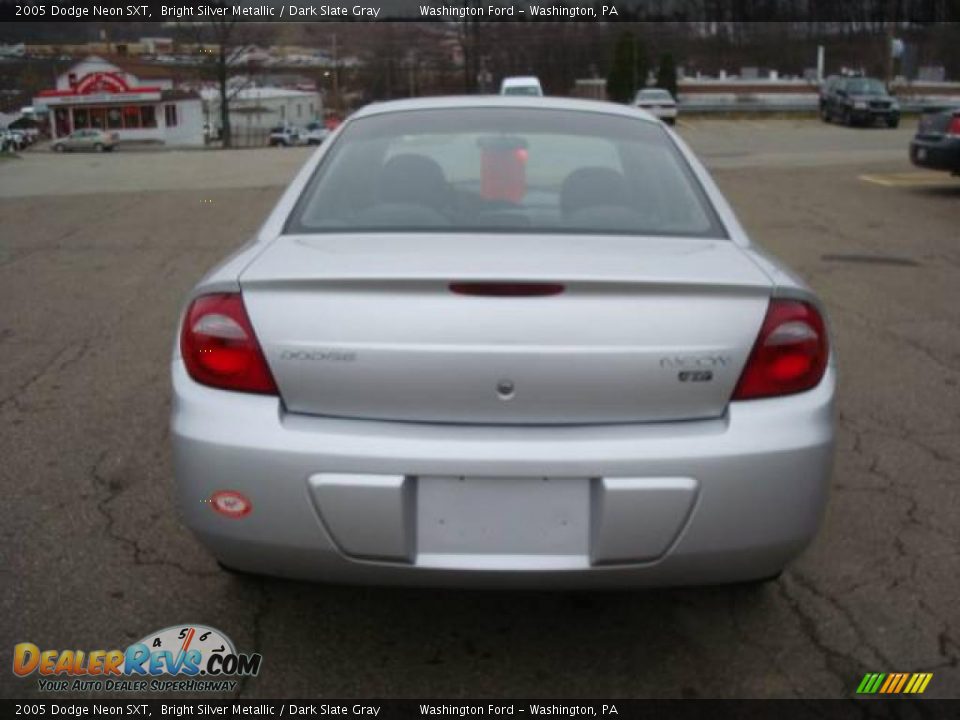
[172,97,834,588]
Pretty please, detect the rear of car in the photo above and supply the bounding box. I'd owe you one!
[633,89,678,125]
[910,106,960,174]
[500,76,544,97]
[172,98,834,588]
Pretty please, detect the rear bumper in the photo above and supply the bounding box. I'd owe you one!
[637,106,678,121]
[910,137,960,172]
[171,362,835,588]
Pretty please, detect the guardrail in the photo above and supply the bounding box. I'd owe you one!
[678,93,960,114]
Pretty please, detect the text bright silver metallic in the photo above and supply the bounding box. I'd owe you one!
[172,97,835,587]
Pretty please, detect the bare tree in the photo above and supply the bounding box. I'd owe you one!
[178,21,264,148]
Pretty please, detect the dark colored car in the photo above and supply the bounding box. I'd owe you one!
[910,105,960,174]
[821,76,900,128]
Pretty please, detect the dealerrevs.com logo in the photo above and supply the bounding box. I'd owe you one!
[13,624,262,693]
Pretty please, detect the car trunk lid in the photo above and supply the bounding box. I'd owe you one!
[917,108,958,139]
[240,234,773,424]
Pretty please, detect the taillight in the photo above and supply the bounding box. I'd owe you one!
[732,299,829,401]
[947,116,960,137]
[180,293,277,395]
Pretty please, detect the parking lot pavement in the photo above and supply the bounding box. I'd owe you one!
[1,120,957,699]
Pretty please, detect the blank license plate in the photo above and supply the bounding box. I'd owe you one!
[416,476,589,556]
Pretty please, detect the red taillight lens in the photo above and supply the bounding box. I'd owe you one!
[947,116,960,137]
[180,293,278,395]
[732,299,829,401]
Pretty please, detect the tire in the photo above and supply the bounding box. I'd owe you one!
[887,116,900,129]
[842,108,853,127]
[53,144,64,153]
[820,104,830,123]
[94,143,104,152]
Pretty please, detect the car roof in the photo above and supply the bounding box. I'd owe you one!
[351,95,659,124]
[502,76,541,86]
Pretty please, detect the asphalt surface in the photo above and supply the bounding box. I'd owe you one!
[1,119,958,699]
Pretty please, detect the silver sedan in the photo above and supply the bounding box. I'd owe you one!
[172,97,834,588]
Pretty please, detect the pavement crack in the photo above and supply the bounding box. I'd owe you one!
[777,570,896,687]
[0,338,95,414]
[90,450,219,579]
[235,580,271,699]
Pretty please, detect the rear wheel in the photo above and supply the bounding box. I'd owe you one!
[94,143,104,153]
[887,116,900,129]
[842,108,854,127]
[53,143,64,153]
[820,104,830,123]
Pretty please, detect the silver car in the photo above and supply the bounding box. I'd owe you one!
[633,88,678,125]
[52,129,118,153]
[172,97,834,588]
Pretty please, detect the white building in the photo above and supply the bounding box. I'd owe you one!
[33,56,204,147]
[200,86,323,135]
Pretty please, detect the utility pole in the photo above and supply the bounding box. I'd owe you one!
[330,32,341,113]
[884,0,895,85]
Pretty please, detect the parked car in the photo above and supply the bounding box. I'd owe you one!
[910,104,960,175]
[268,125,301,147]
[303,122,331,145]
[500,76,544,97]
[1,129,26,152]
[633,88,678,125]
[52,129,118,153]
[820,76,900,127]
[173,96,834,589]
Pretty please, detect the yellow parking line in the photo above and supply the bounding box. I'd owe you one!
[859,172,957,187]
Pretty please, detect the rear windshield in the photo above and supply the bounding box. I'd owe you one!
[503,86,541,96]
[287,108,725,238]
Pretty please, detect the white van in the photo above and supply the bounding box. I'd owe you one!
[500,76,544,97]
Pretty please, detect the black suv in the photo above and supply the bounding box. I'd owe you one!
[821,76,900,128]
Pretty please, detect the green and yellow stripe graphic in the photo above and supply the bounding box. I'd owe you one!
[856,672,933,695]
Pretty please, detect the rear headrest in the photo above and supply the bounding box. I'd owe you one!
[560,167,631,217]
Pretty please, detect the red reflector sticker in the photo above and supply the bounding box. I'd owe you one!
[209,490,252,519]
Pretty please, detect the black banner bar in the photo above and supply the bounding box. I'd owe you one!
[1,0,957,23]
[3,700,960,719]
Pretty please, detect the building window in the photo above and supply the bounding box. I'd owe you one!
[279,106,285,121]
[73,108,89,129]
[164,104,178,127]
[89,108,106,129]
[297,103,302,118]
[54,108,71,136]
[141,105,157,128]
[107,107,122,129]
[123,106,141,129]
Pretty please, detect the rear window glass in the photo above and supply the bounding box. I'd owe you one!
[287,108,726,238]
